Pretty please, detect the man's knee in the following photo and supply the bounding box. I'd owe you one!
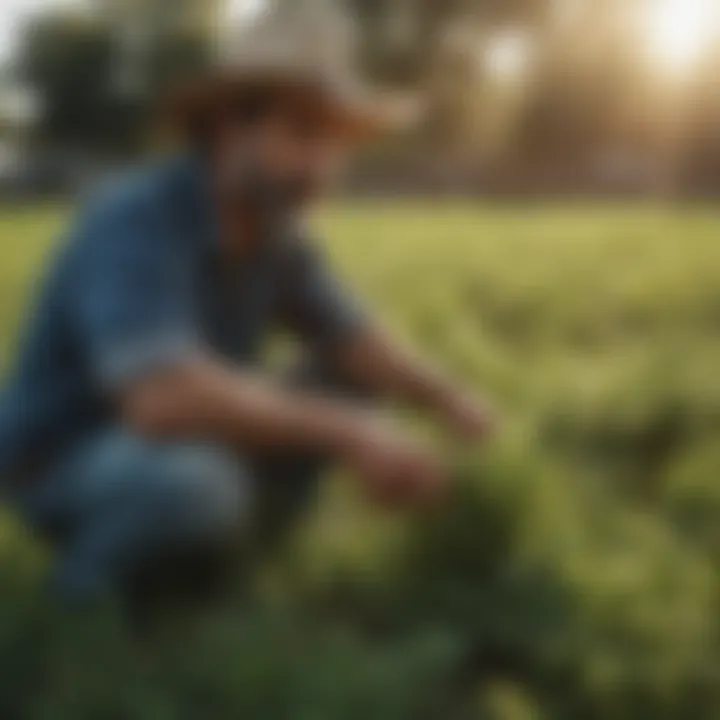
[118,443,250,548]
[122,444,251,607]
[38,433,252,603]
[138,441,250,545]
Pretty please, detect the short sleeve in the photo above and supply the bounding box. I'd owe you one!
[72,186,201,390]
[280,240,369,349]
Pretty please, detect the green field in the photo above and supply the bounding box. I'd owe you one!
[2,202,720,719]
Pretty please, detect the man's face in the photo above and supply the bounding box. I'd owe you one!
[215,107,351,213]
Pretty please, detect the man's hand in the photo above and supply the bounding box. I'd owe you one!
[123,359,447,511]
[438,391,496,444]
[338,418,447,510]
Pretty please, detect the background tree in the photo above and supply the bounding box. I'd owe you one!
[16,0,215,157]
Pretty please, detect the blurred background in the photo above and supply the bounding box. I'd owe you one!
[1,0,720,197]
[2,1,720,719]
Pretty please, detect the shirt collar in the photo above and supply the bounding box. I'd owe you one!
[175,153,295,261]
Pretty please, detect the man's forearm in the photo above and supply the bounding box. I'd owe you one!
[121,358,367,454]
[334,327,456,414]
[334,328,493,442]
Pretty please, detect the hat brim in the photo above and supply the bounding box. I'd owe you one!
[160,70,404,144]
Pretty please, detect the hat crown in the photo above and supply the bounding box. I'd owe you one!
[217,0,358,83]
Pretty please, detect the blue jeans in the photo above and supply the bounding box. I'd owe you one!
[16,361,363,604]
[22,432,250,601]
[20,430,326,604]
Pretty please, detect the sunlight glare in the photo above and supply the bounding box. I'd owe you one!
[645,0,718,73]
[226,0,268,25]
[485,31,532,83]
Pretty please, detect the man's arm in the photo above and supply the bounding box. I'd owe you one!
[280,239,493,442]
[71,189,443,508]
[331,325,495,442]
[122,356,370,453]
[120,357,446,508]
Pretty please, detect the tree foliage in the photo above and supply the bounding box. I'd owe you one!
[16,8,209,156]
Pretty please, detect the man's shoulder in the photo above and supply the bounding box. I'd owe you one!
[81,156,192,228]
[55,157,201,281]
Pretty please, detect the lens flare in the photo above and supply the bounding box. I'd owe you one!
[645,0,718,73]
[226,0,268,24]
[485,32,532,82]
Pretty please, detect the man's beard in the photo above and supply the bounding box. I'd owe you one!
[250,175,314,213]
[229,164,317,223]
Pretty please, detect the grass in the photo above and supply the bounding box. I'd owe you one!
[1,200,720,719]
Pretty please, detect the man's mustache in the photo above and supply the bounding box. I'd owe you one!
[233,170,317,213]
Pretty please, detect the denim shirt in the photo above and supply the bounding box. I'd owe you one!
[0,157,366,475]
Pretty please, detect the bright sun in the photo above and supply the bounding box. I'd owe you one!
[226,0,268,24]
[645,0,719,73]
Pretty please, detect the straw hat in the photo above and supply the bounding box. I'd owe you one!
[165,0,403,142]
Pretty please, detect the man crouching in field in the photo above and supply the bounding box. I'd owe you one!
[0,5,491,606]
